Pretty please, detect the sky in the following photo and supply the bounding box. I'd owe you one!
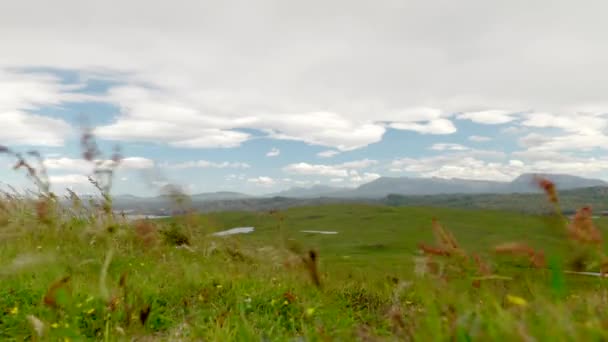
[1,0,608,196]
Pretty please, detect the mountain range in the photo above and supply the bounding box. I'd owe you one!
[268,173,608,198]
[107,173,608,215]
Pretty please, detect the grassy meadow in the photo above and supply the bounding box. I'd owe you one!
[3,189,608,341]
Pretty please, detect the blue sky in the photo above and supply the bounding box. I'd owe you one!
[1,1,608,196]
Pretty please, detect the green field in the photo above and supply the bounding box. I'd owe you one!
[3,198,608,341]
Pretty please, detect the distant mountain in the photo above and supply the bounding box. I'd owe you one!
[509,173,607,192]
[111,191,251,213]
[106,173,608,215]
[270,173,608,199]
[189,191,251,201]
[270,185,350,198]
[346,177,506,198]
[383,186,608,214]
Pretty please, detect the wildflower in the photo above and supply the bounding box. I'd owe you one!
[530,250,546,268]
[418,219,466,258]
[283,300,289,306]
[305,307,315,317]
[506,294,528,307]
[418,243,450,256]
[534,176,558,203]
[569,206,602,244]
[9,306,18,315]
[51,322,59,329]
[44,275,71,308]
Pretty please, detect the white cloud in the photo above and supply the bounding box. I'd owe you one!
[44,156,154,173]
[521,112,608,134]
[262,112,386,150]
[49,174,90,185]
[121,157,155,169]
[429,143,469,151]
[283,163,349,177]
[44,158,90,172]
[317,150,340,158]
[349,171,381,183]
[391,149,608,181]
[390,118,456,135]
[283,159,377,177]
[330,178,344,183]
[266,147,280,157]
[468,135,492,142]
[457,110,518,124]
[0,69,99,147]
[167,160,250,169]
[49,174,98,195]
[338,159,378,169]
[247,176,275,186]
[0,111,71,146]
[225,174,246,181]
[519,131,608,152]
[4,4,607,151]
[501,126,528,135]
[511,150,608,175]
[391,155,520,181]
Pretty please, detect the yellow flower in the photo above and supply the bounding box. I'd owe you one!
[283,300,289,306]
[305,308,315,317]
[51,322,59,329]
[216,284,223,289]
[9,306,18,315]
[506,294,528,307]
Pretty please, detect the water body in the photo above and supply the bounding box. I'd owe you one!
[123,214,171,221]
[301,230,338,235]
[211,227,255,236]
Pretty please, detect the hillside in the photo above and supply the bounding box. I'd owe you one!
[263,173,607,199]
[111,185,608,216]
[382,186,608,214]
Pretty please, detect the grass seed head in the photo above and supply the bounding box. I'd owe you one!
[569,206,602,244]
[534,176,558,204]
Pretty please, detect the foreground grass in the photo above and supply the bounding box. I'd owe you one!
[2,202,608,341]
